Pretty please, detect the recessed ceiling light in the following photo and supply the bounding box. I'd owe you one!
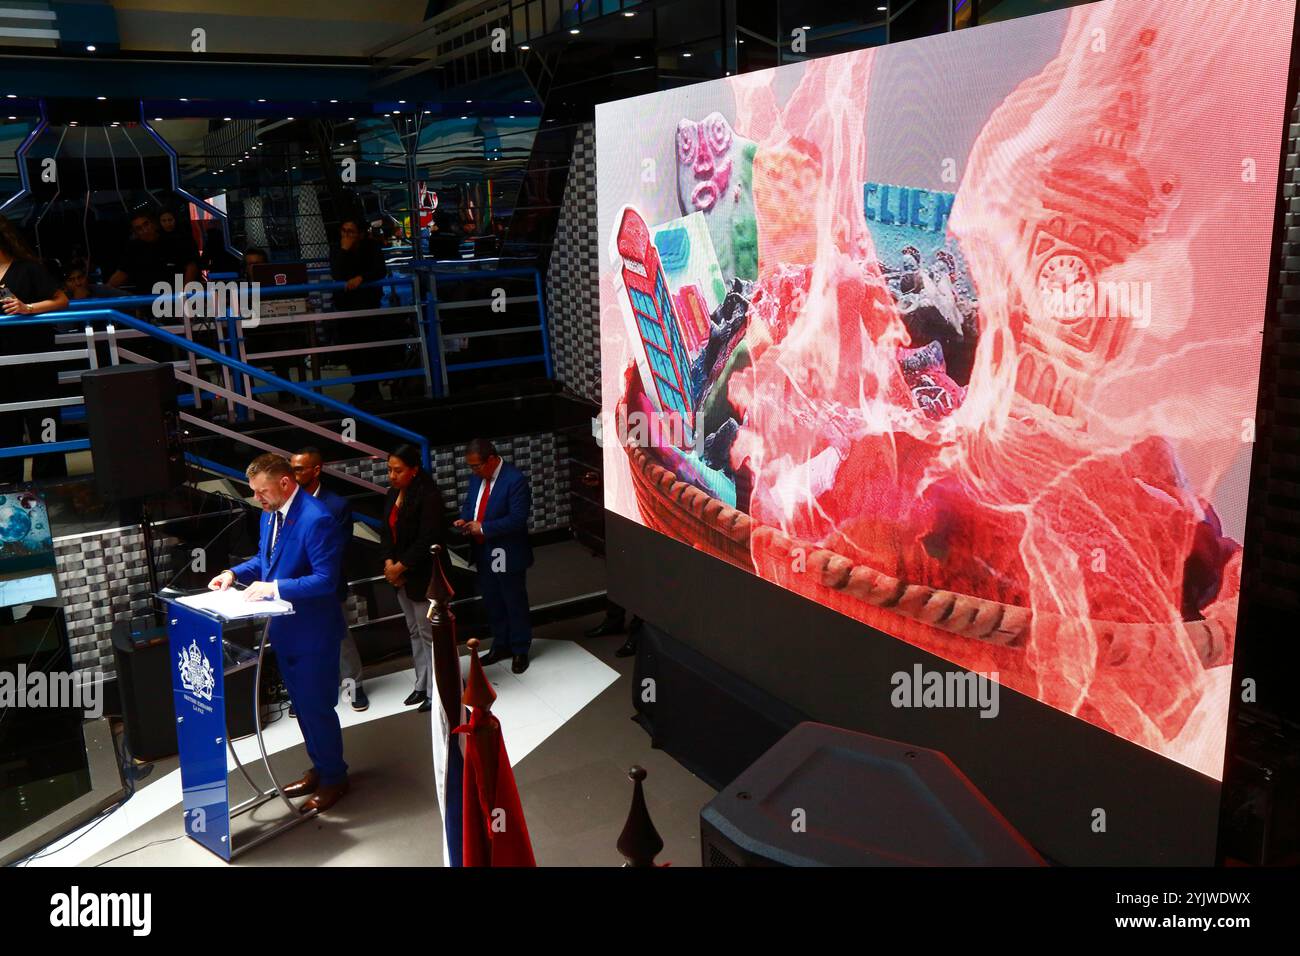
[683,52,692,57]
[520,44,530,50]
[154,117,163,121]
[348,116,355,121]
[287,116,294,120]
[7,116,15,120]
[85,45,96,52]
[96,96,106,101]
[569,28,579,34]
[223,116,232,121]
[633,55,641,59]
[330,99,338,103]
[180,97,189,102]
[398,100,406,104]
[5,95,15,99]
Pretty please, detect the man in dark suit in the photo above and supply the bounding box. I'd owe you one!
[291,447,368,712]
[453,438,534,674]
[208,453,350,812]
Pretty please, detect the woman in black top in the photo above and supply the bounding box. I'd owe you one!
[0,216,70,485]
[329,218,389,402]
[382,443,448,711]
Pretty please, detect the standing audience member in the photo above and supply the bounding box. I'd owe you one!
[159,208,200,267]
[0,216,70,485]
[290,447,369,712]
[329,218,388,402]
[107,210,198,292]
[383,443,449,711]
[454,438,534,673]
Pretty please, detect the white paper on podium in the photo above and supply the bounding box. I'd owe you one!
[176,588,294,620]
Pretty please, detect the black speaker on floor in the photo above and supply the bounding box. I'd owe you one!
[112,617,262,762]
[82,364,185,500]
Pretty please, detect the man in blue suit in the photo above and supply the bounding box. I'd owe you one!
[208,453,350,812]
[291,447,369,712]
[453,438,534,674]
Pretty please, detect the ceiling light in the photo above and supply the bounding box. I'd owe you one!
[223,116,232,121]
[85,45,96,52]
[570,28,579,34]
[520,44,530,50]
[4,95,15,99]
[180,97,189,102]
[154,116,163,121]
[683,52,692,57]
[7,116,15,120]
[330,99,338,103]
[96,96,106,101]
[624,10,635,15]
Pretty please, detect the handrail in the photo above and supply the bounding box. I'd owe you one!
[3,307,431,470]
[60,276,401,310]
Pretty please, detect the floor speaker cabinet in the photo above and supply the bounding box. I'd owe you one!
[700,722,1045,867]
[82,364,185,501]
[111,617,260,763]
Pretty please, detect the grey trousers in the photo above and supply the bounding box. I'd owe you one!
[396,589,433,697]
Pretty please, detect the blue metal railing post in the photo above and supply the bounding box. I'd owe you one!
[532,268,554,380]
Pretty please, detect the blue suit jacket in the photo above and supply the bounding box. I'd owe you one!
[460,462,533,572]
[312,484,353,602]
[231,489,345,655]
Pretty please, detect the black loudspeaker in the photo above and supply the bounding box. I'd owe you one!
[700,722,1045,867]
[82,364,185,500]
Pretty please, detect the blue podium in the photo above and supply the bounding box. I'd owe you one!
[162,589,317,861]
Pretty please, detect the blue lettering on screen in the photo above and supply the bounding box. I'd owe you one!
[863,182,956,234]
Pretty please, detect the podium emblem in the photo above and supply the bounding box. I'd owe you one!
[178,639,216,701]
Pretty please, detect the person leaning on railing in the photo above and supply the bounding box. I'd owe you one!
[0,215,70,485]
[329,217,389,403]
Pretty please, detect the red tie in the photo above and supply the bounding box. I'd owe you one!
[473,478,490,543]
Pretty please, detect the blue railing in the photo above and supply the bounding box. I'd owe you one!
[0,305,431,471]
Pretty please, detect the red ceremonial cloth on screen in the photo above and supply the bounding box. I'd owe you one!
[452,707,536,867]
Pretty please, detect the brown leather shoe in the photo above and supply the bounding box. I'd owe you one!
[282,768,319,798]
[302,778,349,813]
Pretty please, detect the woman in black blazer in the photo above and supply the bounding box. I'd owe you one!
[382,444,448,712]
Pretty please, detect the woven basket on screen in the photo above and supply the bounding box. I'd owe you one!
[618,379,1232,667]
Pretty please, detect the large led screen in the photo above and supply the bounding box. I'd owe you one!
[596,0,1297,779]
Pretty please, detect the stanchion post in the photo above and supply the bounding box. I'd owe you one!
[617,765,664,867]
